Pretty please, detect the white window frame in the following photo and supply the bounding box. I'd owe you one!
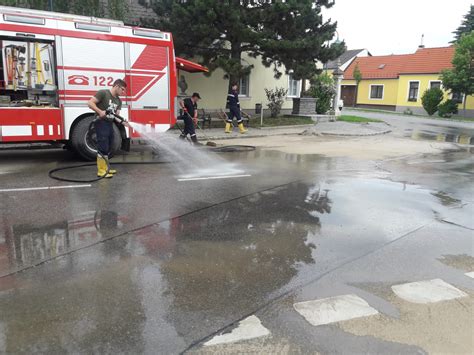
[287,75,302,98]
[429,80,442,90]
[239,74,250,98]
[407,80,420,102]
[369,84,384,100]
[450,92,465,104]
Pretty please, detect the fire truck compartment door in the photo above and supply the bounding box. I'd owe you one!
[128,43,169,110]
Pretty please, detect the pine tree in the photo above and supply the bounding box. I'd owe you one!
[148,0,345,88]
[452,5,474,43]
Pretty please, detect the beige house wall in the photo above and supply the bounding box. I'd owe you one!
[179,53,302,112]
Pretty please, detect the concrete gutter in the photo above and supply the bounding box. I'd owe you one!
[252,124,315,130]
[319,129,392,137]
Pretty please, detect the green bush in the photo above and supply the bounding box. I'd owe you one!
[438,99,459,118]
[421,88,444,116]
[265,87,288,118]
[308,72,336,114]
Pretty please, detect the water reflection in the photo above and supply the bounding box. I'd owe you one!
[408,130,473,145]
[149,183,332,329]
[0,182,332,353]
[0,210,126,273]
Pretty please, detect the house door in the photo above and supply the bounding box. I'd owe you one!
[341,85,356,107]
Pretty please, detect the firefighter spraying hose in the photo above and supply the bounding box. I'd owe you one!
[87,79,130,179]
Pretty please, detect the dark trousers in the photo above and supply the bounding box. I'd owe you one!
[227,107,242,123]
[182,115,196,137]
[95,119,114,156]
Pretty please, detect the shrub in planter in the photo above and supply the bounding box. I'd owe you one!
[308,73,336,114]
[265,87,288,118]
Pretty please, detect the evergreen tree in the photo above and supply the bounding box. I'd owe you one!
[452,5,474,43]
[149,0,345,87]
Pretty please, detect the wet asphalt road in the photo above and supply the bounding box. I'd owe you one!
[344,108,474,145]
[0,122,473,353]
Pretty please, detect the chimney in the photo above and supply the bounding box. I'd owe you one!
[418,34,425,49]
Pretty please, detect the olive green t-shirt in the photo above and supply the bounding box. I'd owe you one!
[94,89,122,113]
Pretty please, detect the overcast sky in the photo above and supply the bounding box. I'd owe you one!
[323,0,472,55]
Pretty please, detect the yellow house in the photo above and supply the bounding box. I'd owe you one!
[341,46,473,117]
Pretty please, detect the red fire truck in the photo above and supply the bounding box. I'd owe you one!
[0,6,206,160]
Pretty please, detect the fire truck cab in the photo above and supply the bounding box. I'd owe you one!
[0,6,206,160]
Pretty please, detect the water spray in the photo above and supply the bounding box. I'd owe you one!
[48,116,256,183]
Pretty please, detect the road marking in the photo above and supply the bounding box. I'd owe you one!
[178,174,251,182]
[465,272,474,279]
[204,315,270,346]
[293,294,379,327]
[0,185,91,193]
[392,279,467,304]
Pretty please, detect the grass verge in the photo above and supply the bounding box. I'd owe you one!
[337,115,383,123]
[346,108,474,122]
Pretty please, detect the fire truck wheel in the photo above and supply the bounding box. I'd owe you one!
[70,116,122,161]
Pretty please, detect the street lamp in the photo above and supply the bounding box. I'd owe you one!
[332,58,344,118]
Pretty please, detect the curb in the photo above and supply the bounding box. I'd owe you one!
[317,129,392,137]
[200,132,301,141]
[344,109,474,123]
[252,124,315,130]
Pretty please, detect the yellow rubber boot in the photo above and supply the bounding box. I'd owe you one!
[104,157,117,174]
[238,123,248,134]
[97,157,113,178]
[225,122,232,133]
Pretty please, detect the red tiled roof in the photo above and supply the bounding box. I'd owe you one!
[344,47,455,80]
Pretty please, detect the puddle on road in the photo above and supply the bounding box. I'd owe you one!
[0,148,473,353]
[1,176,471,352]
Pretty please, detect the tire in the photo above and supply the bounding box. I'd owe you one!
[70,115,122,161]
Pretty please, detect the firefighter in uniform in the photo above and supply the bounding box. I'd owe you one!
[179,92,201,144]
[225,83,247,134]
[88,79,130,178]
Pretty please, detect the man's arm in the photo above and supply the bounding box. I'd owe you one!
[88,96,106,118]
